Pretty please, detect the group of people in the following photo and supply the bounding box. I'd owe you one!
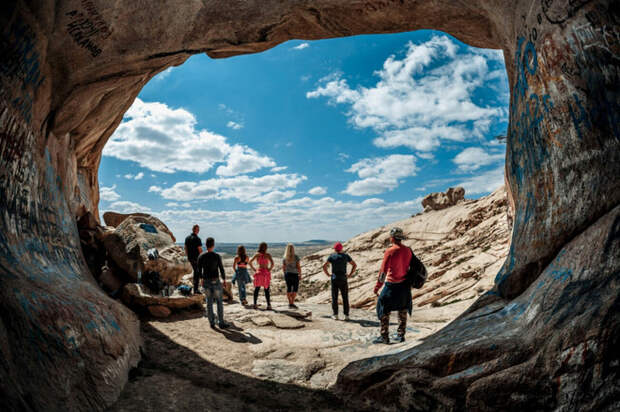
[184,224,417,344]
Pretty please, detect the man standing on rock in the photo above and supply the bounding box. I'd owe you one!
[323,242,357,321]
[373,227,413,344]
[196,237,229,328]
[185,224,203,294]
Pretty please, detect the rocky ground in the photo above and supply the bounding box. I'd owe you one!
[110,186,511,410]
[110,298,454,411]
[297,186,510,312]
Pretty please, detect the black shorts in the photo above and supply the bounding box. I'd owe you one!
[284,272,299,293]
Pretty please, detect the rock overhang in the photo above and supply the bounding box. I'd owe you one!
[1,0,619,410]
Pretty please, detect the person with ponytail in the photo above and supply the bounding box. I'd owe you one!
[249,242,274,310]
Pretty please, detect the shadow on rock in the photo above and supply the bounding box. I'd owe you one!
[111,323,368,411]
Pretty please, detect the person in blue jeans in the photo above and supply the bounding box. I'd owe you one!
[196,237,229,328]
[232,245,252,306]
[322,242,357,320]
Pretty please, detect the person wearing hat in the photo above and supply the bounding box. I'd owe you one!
[373,227,413,344]
[323,242,357,320]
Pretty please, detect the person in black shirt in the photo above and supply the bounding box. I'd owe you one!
[322,242,357,321]
[184,224,203,294]
[196,237,229,328]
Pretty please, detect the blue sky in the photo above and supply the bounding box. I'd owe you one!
[98,30,509,242]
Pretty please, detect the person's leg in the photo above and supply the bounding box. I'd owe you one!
[215,282,225,326]
[291,275,299,306]
[191,260,200,293]
[397,309,407,338]
[265,288,271,308]
[380,312,390,339]
[205,284,215,326]
[331,279,338,316]
[341,280,350,317]
[253,286,260,307]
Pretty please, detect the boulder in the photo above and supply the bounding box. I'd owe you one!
[422,187,466,212]
[99,266,123,295]
[147,305,172,318]
[103,212,176,242]
[103,215,191,285]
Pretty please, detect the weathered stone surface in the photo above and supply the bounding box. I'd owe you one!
[0,0,618,410]
[421,186,466,212]
[337,205,620,410]
[99,266,123,295]
[103,212,176,242]
[103,216,191,285]
[147,305,172,318]
[121,284,204,310]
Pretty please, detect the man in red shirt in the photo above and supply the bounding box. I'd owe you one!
[373,227,413,344]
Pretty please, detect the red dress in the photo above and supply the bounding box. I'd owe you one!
[253,253,271,288]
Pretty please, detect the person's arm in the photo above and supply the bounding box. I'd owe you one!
[267,254,274,271]
[296,258,302,280]
[282,259,286,275]
[249,254,258,272]
[233,257,239,272]
[374,252,390,295]
[323,261,331,276]
[348,259,357,277]
[218,255,226,284]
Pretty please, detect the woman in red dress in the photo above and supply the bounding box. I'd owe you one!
[249,242,274,310]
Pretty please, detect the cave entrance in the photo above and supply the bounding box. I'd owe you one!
[93,30,512,398]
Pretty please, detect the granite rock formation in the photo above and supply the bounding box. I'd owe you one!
[1,0,618,410]
[299,186,510,313]
[103,211,176,242]
[421,186,466,212]
[102,215,191,285]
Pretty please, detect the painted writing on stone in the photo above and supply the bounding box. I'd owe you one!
[65,2,114,58]
[0,17,45,123]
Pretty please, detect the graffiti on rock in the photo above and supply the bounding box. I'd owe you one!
[65,1,113,58]
[0,16,45,124]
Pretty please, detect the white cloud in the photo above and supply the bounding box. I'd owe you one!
[271,166,288,172]
[453,147,505,172]
[292,42,309,50]
[307,35,508,154]
[309,186,327,195]
[154,173,307,203]
[337,153,350,162]
[215,145,276,176]
[106,200,152,214]
[100,185,120,202]
[134,172,144,180]
[457,166,505,195]
[103,99,276,176]
[154,195,421,243]
[154,67,174,81]
[227,121,243,130]
[344,154,417,196]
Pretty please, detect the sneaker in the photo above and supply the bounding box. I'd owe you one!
[242,299,248,305]
[290,304,298,309]
[266,305,273,311]
[218,322,230,329]
[252,304,258,310]
[209,322,215,328]
[372,336,390,344]
[344,315,350,321]
[393,335,405,343]
[288,304,294,309]
[331,314,339,320]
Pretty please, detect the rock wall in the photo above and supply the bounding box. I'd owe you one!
[0,0,618,410]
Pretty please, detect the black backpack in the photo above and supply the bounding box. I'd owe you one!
[406,247,427,289]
